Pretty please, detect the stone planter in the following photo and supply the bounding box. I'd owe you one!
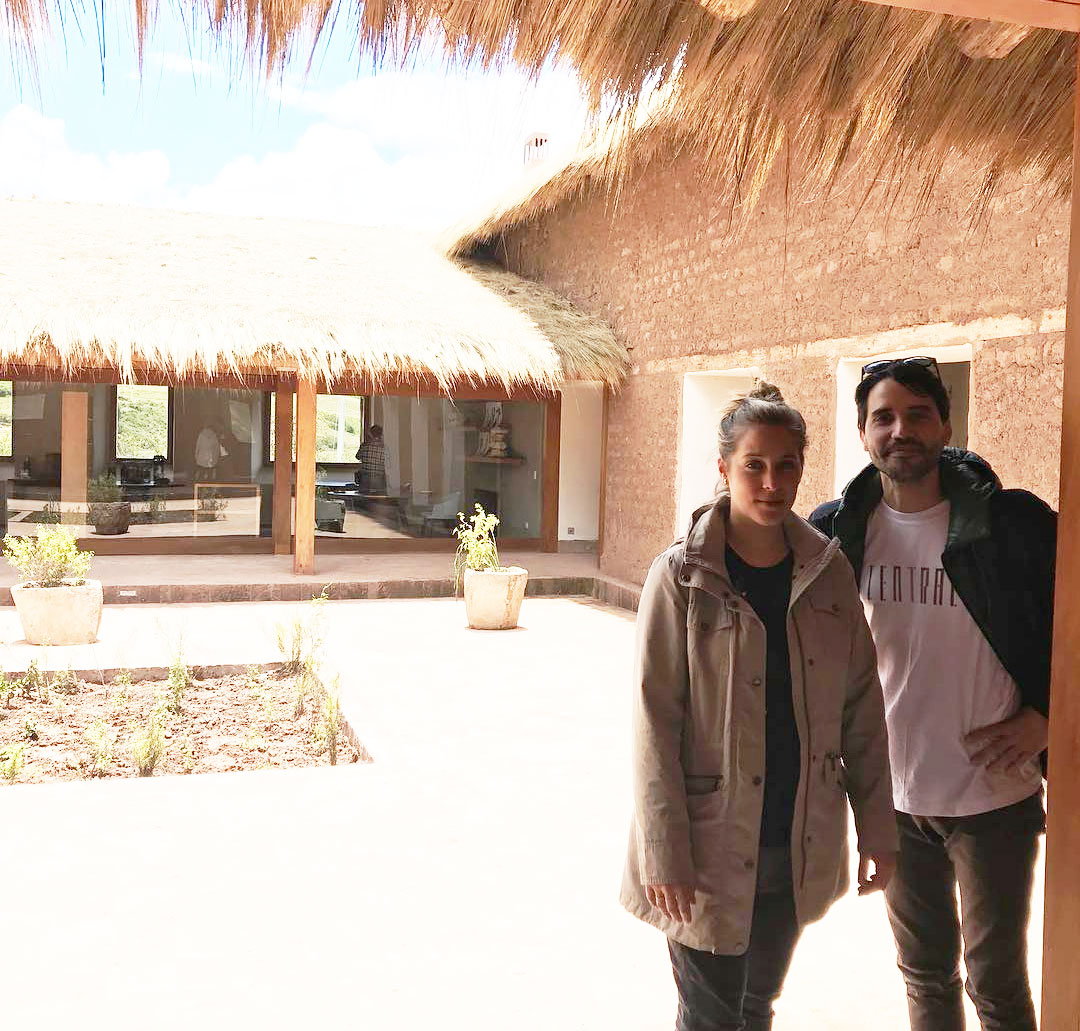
[11,579,104,645]
[88,500,131,535]
[463,566,528,630]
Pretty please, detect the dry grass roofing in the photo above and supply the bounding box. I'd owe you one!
[6,1,1073,219]
[0,200,626,391]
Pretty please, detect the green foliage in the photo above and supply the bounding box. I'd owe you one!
[4,526,93,586]
[115,385,169,460]
[452,504,502,587]
[143,495,167,523]
[0,743,25,784]
[84,718,115,776]
[178,735,196,773]
[19,661,48,703]
[40,497,61,524]
[109,669,132,710]
[0,673,15,709]
[196,489,228,521]
[51,668,80,695]
[21,717,39,742]
[275,588,329,678]
[313,676,343,766]
[86,474,122,503]
[165,655,191,715]
[131,710,167,776]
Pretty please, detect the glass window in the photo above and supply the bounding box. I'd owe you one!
[268,394,364,463]
[314,396,544,542]
[0,380,10,457]
[116,385,170,459]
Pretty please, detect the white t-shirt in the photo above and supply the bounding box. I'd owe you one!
[861,499,1041,817]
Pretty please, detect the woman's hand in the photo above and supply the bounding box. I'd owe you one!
[646,883,697,922]
[857,852,897,896]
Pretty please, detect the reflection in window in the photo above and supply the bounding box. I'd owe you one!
[0,381,10,457]
[116,385,170,459]
[268,394,364,463]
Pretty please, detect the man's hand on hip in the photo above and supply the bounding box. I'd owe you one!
[965,706,1048,775]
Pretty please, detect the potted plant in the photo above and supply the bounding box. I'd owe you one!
[87,473,131,535]
[452,504,528,630]
[4,527,102,645]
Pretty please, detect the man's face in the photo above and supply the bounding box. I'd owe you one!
[859,378,951,484]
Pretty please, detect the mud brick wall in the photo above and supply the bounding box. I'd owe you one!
[496,154,1068,584]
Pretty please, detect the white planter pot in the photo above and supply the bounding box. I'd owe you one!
[10,579,104,646]
[463,567,528,630]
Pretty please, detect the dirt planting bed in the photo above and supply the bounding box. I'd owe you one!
[0,665,371,784]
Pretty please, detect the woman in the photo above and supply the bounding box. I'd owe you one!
[620,383,897,1031]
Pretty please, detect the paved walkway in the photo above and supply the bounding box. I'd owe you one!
[0,598,1044,1029]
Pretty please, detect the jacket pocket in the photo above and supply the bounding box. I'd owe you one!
[687,596,734,634]
[685,773,725,796]
[823,751,846,790]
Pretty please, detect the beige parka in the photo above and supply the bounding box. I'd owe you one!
[620,499,898,954]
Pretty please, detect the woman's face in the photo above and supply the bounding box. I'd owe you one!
[718,423,804,527]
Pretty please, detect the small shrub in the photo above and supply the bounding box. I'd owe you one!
[131,711,167,777]
[86,474,122,504]
[275,588,329,677]
[452,504,501,588]
[20,661,48,703]
[84,718,115,776]
[21,717,39,742]
[52,668,80,695]
[3,527,92,587]
[0,673,15,709]
[109,670,132,710]
[40,497,61,525]
[0,743,26,783]
[165,655,191,715]
[178,735,196,773]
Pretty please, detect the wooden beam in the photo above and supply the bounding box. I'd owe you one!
[273,385,294,556]
[60,391,89,505]
[541,394,562,553]
[856,0,1080,32]
[293,380,317,576]
[1041,40,1080,1031]
[598,386,611,560]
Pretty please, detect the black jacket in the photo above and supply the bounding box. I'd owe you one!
[810,449,1057,741]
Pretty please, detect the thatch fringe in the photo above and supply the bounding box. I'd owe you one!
[0,199,627,391]
[7,1,1073,225]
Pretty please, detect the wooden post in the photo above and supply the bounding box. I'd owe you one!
[273,385,294,556]
[60,391,89,506]
[293,380,316,575]
[541,393,562,553]
[597,386,611,560]
[1041,41,1080,1031]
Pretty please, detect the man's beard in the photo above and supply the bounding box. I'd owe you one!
[872,442,940,484]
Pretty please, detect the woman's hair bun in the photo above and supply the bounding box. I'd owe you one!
[746,380,785,405]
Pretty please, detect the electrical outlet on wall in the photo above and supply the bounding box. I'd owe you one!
[567,526,575,535]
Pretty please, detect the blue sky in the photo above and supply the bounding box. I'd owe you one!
[0,7,589,231]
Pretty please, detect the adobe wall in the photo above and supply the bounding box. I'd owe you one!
[499,154,1068,584]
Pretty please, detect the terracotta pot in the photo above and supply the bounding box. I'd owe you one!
[10,579,103,645]
[88,501,131,535]
[463,566,528,630]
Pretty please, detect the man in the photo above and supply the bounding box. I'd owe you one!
[810,356,1055,1031]
[194,420,227,481]
[354,423,387,495]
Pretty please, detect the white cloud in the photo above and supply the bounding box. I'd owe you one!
[0,104,174,206]
[0,61,591,232]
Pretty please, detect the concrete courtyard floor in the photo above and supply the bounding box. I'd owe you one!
[0,597,1044,1029]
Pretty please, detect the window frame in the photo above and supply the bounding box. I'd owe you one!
[111,384,175,464]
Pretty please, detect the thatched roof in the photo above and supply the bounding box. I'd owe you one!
[0,199,626,391]
[7,1,1073,217]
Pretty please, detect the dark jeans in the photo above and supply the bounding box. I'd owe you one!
[667,848,800,1031]
[885,791,1045,1031]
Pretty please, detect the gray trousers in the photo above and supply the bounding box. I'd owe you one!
[667,848,800,1031]
[885,791,1044,1031]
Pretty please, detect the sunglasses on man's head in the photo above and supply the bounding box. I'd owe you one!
[860,356,942,382]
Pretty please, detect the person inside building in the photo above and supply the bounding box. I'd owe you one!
[811,356,1055,1031]
[621,382,898,1031]
[354,423,387,495]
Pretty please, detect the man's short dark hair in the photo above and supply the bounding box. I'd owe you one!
[855,362,950,430]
